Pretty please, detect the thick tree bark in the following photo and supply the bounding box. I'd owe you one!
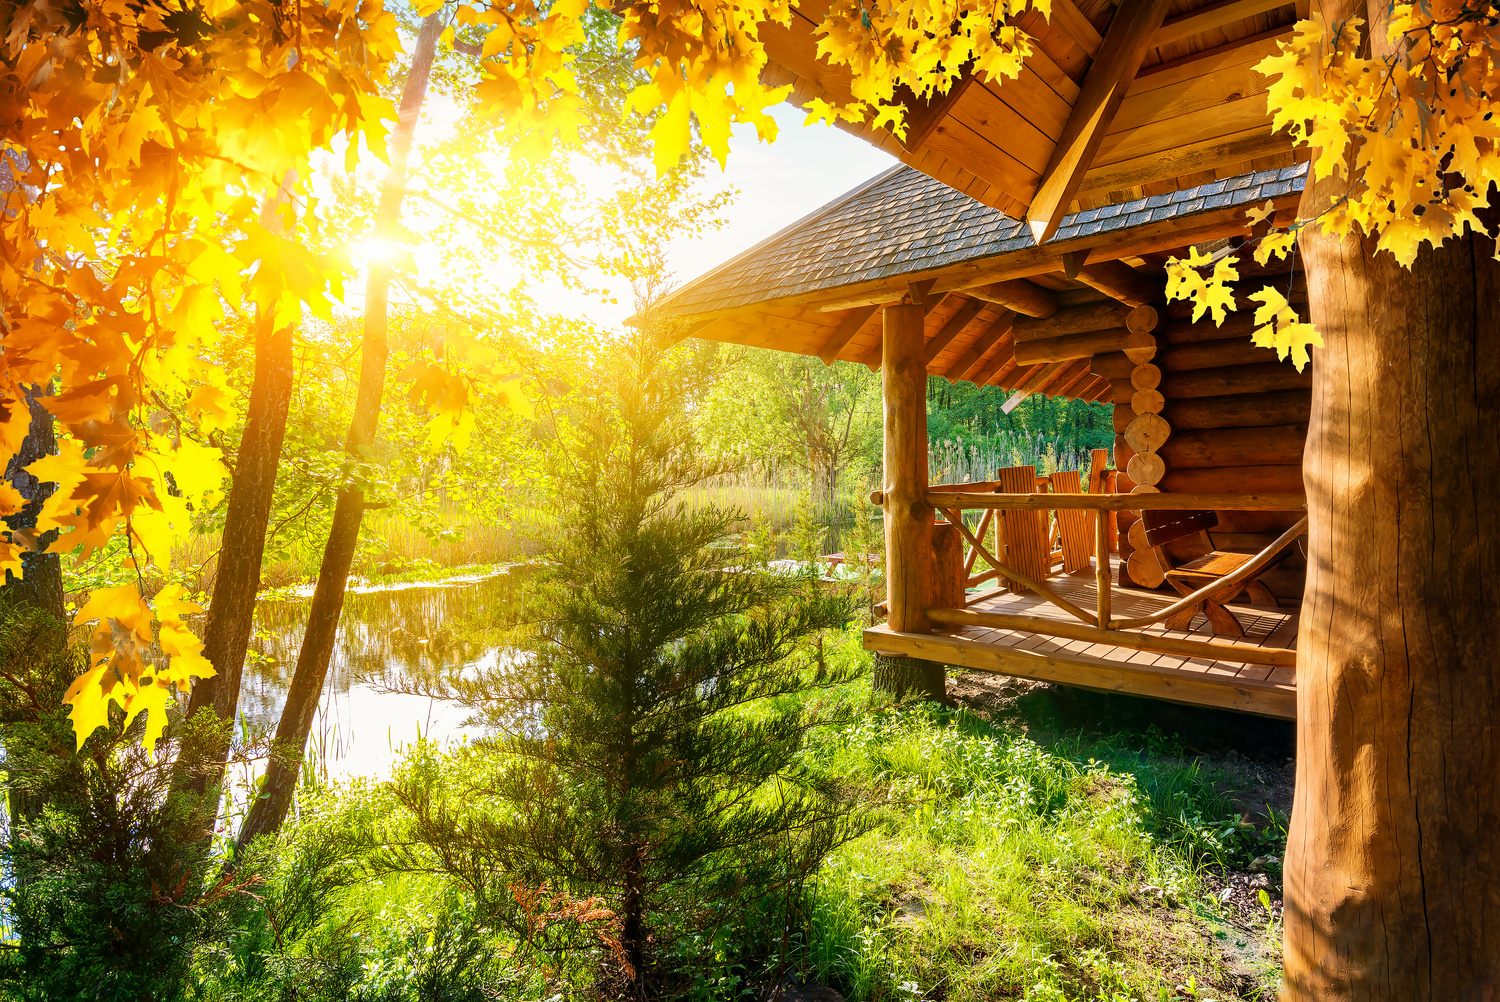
[1284,65,1500,996]
[3,385,62,619]
[175,317,294,800]
[3,384,62,830]
[235,14,443,849]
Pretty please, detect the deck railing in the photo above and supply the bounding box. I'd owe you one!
[871,488,1307,668]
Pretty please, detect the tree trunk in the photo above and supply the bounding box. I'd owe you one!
[3,384,62,831]
[620,843,646,997]
[1283,72,1500,995]
[174,317,294,802]
[234,14,443,849]
[3,384,62,620]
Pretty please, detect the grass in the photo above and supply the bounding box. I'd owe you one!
[768,680,1285,1002]
[206,626,1287,1002]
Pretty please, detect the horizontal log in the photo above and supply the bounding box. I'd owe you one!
[1158,424,1307,469]
[1215,509,1308,534]
[1158,465,1306,495]
[925,607,1297,667]
[1076,260,1160,309]
[1162,389,1311,431]
[1094,339,1291,380]
[1112,404,1136,433]
[1109,378,1135,404]
[1160,362,1312,399]
[926,491,1306,511]
[1159,339,1283,371]
[1014,300,1137,340]
[966,278,1061,318]
[1014,327,1134,364]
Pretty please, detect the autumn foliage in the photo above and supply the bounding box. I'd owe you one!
[1166,1,1500,369]
[4,0,1498,755]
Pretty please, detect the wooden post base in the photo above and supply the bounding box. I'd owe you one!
[871,653,948,701]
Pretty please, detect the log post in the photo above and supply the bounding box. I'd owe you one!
[882,303,932,633]
[1283,2,1500,988]
[877,303,947,699]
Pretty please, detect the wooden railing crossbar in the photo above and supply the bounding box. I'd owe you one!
[903,489,1309,668]
[941,507,1099,628]
[913,491,1307,512]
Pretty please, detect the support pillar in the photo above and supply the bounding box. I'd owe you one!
[877,303,947,700]
[881,303,932,634]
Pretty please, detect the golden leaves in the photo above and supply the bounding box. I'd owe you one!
[1250,287,1321,372]
[1258,7,1500,267]
[813,0,1043,140]
[1165,247,1240,326]
[66,582,215,757]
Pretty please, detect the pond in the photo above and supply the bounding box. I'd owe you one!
[236,569,522,782]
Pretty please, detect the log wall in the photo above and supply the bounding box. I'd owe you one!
[1097,279,1310,602]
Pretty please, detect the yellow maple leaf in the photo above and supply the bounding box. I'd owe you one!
[187,382,236,434]
[1250,286,1323,371]
[1244,200,1277,227]
[74,583,156,645]
[1254,231,1296,266]
[63,662,114,749]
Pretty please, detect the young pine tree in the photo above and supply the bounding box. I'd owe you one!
[386,338,869,996]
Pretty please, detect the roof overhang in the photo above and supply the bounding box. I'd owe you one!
[757,0,1305,239]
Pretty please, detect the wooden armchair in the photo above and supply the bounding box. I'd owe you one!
[1141,509,1287,637]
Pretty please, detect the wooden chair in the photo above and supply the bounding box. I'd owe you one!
[1141,509,1286,637]
[1049,470,1093,574]
[996,465,1051,593]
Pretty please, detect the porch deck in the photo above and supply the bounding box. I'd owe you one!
[864,555,1298,719]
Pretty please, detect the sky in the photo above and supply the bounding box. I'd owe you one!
[526,105,897,329]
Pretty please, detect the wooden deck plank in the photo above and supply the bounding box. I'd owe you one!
[864,624,1296,719]
[909,552,1300,716]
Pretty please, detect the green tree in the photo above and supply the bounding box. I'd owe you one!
[381,336,868,996]
[699,347,882,506]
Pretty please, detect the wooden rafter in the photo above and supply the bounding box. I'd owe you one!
[974,351,1021,388]
[945,315,1014,382]
[1076,260,1160,307]
[924,295,987,363]
[1026,0,1173,244]
[815,304,879,364]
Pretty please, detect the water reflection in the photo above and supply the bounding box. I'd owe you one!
[238,570,521,779]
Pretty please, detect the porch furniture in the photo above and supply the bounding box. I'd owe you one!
[1142,509,1287,638]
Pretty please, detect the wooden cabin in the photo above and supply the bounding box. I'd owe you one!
[659,163,1310,719]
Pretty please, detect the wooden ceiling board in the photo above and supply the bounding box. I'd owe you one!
[950,84,1064,174]
[1095,92,1274,167]
[1051,0,1105,55]
[1080,127,1292,196]
[1014,7,1096,82]
[921,117,1041,208]
[1108,41,1280,136]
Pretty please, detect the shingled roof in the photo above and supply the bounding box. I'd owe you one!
[664,162,1309,318]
